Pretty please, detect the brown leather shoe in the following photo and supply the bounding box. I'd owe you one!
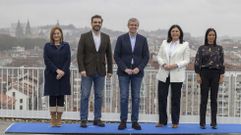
[172,124,178,128]
[93,119,105,127]
[80,120,87,128]
[132,122,142,130]
[118,120,127,130]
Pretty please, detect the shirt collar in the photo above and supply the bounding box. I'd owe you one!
[171,40,179,45]
[129,33,137,39]
[92,30,101,37]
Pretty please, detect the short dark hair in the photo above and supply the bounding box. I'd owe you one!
[204,28,217,45]
[167,24,184,44]
[91,15,103,23]
[50,26,63,44]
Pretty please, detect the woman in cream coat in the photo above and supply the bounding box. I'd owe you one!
[156,24,190,128]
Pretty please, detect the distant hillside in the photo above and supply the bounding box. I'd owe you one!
[0,34,47,50]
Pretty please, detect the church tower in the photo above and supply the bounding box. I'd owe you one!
[15,20,24,38]
[25,20,32,37]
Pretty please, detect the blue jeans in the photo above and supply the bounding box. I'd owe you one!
[80,75,105,120]
[119,76,143,122]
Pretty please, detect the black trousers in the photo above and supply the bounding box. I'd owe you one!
[158,76,183,124]
[49,96,64,107]
[200,69,220,126]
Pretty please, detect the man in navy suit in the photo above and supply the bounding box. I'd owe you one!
[114,18,149,130]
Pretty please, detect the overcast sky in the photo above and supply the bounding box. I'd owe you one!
[0,0,240,37]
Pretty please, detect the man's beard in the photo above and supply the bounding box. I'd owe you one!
[93,26,101,31]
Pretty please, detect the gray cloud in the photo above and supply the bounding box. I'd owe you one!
[0,0,241,36]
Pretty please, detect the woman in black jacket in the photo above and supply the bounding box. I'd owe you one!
[195,28,225,129]
[43,26,71,127]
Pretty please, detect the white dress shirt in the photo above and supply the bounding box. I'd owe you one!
[129,33,137,64]
[168,40,179,58]
[168,40,179,67]
[92,31,101,52]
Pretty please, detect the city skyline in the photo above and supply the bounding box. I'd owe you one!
[0,0,241,37]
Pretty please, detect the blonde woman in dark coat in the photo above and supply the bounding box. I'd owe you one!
[44,26,71,127]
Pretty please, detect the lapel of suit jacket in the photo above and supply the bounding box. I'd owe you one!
[98,32,105,52]
[133,34,139,53]
[164,41,170,62]
[125,33,132,53]
[88,31,97,52]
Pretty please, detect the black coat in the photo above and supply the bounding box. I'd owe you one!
[43,42,71,96]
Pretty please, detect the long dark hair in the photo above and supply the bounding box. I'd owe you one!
[167,24,184,44]
[204,28,217,45]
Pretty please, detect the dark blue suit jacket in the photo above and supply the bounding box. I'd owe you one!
[114,33,149,77]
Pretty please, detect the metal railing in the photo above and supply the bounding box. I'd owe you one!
[0,66,241,124]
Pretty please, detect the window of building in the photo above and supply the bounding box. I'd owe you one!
[20,105,23,110]
[20,99,23,103]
